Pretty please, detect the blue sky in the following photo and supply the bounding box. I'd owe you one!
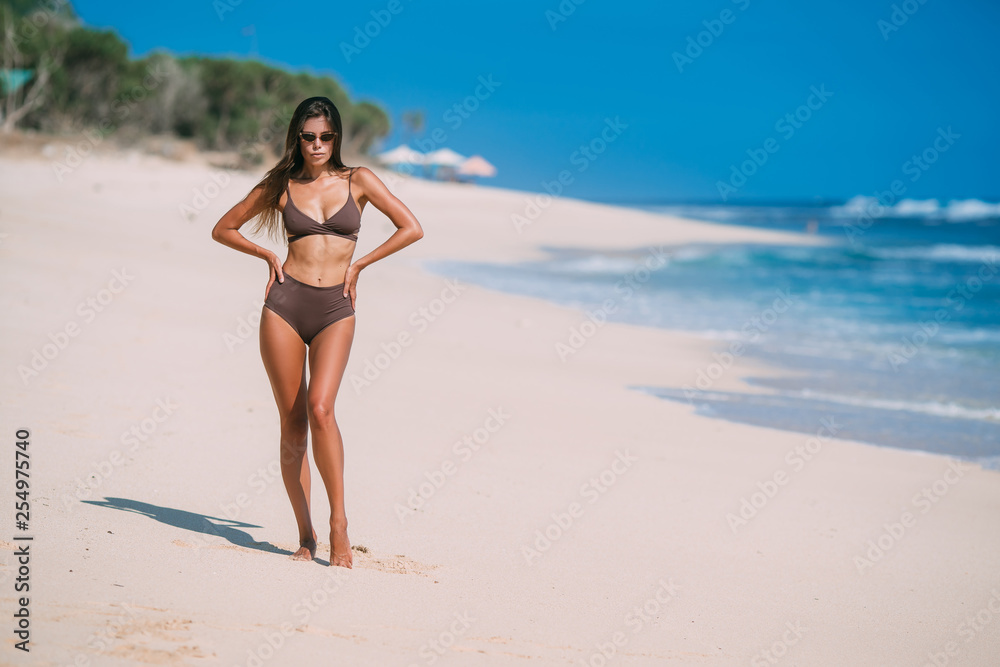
[73,0,999,204]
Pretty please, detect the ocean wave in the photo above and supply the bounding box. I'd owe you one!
[797,389,1000,422]
[945,199,1000,220]
[868,244,1000,263]
[647,385,1000,423]
[546,255,652,275]
[971,455,1000,472]
[651,205,743,221]
[933,327,1000,345]
[669,245,725,262]
[832,196,1000,221]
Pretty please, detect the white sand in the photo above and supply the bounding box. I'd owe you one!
[1,151,998,665]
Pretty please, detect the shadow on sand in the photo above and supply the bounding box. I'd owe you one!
[82,496,294,557]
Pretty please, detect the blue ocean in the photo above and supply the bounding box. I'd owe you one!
[422,197,1000,470]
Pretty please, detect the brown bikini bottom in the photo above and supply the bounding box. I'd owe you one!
[262,273,354,345]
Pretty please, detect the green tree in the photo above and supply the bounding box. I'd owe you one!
[1,1,394,158]
[43,25,129,130]
[0,0,74,132]
[346,101,390,155]
[401,109,425,147]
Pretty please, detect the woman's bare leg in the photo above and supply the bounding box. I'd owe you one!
[306,315,356,568]
[259,308,316,560]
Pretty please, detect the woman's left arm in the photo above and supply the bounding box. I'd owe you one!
[343,167,424,298]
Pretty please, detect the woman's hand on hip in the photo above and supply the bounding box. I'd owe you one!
[264,251,284,299]
[344,262,361,309]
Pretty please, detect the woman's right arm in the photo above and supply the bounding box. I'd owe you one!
[210,185,284,283]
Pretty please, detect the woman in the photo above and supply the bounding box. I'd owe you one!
[211,96,424,568]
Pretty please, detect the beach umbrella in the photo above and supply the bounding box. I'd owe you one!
[375,144,425,166]
[423,148,467,181]
[457,155,497,178]
[423,147,467,166]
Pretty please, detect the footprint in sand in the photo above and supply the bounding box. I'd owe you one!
[171,539,437,575]
[347,546,438,576]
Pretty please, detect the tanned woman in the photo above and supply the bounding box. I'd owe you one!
[211,96,424,567]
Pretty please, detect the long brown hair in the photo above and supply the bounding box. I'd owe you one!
[245,96,352,244]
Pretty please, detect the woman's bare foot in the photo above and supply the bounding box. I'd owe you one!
[330,523,353,568]
[290,535,317,561]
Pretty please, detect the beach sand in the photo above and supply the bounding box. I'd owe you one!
[1,150,998,665]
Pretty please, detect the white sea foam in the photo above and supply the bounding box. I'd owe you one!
[550,255,647,275]
[647,205,743,221]
[655,386,999,423]
[644,198,1000,225]
[869,244,1000,263]
[894,198,942,216]
[832,196,1000,221]
[797,389,1000,422]
[945,199,1000,220]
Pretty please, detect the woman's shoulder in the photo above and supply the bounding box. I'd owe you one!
[348,166,381,185]
[348,167,380,199]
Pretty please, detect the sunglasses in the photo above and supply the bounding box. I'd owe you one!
[299,131,335,143]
